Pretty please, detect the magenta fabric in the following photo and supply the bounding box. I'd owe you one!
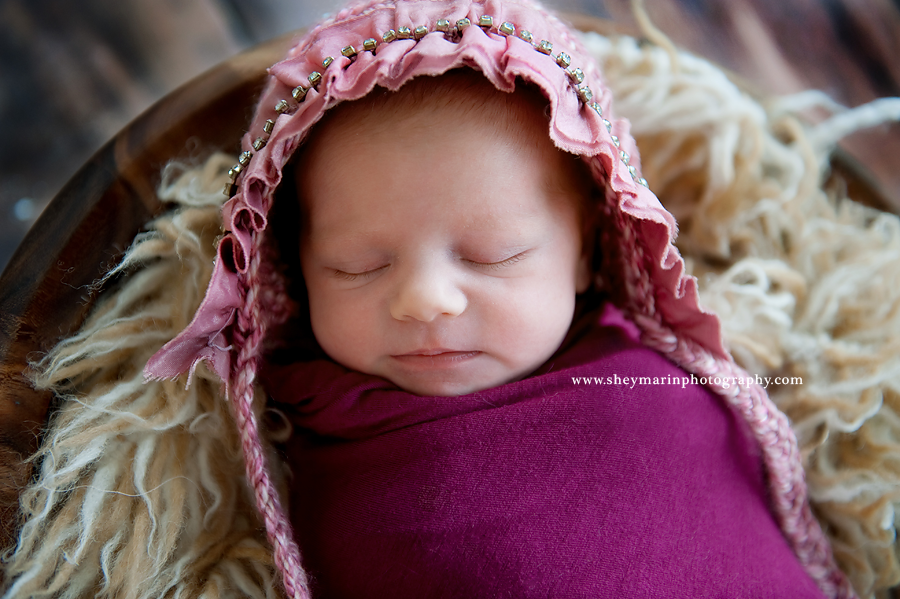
[264,304,826,598]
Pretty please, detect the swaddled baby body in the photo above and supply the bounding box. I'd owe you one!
[262,72,826,599]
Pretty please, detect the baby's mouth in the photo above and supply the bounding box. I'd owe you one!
[397,348,465,356]
[391,349,482,365]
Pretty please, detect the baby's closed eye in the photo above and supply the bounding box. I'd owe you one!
[330,264,389,281]
[462,250,530,271]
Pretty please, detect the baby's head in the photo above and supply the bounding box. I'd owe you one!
[295,71,593,396]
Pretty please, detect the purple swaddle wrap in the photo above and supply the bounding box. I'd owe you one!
[265,304,826,598]
[143,0,855,596]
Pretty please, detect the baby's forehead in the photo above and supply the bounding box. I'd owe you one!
[303,70,554,153]
[296,70,588,211]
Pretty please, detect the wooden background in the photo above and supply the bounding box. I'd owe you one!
[2,0,900,273]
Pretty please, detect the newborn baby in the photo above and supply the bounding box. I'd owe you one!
[261,72,829,598]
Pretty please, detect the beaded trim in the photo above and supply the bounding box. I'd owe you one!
[223,15,649,196]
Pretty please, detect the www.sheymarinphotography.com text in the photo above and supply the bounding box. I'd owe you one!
[571,373,801,390]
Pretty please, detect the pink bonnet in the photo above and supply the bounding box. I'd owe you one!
[143,0,855,597]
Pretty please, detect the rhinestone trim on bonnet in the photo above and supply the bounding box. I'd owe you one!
[222,13,649,197]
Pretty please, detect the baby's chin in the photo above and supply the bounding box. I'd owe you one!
[376,362,531,397]
[390,376,500,397]
[330,349,547,397]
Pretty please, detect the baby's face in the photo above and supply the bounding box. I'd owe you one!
[298,83,590,396]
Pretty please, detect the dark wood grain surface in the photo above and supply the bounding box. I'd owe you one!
[3,0,899,274]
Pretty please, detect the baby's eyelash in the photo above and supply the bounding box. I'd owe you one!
[331,265,388,280]
[467,251,528,270]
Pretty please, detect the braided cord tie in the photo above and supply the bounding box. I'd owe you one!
[603,197,855,598]
[629,302,856,597]
[233,242,311,599]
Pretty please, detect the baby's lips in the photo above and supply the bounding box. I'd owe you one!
[395,347,465,357]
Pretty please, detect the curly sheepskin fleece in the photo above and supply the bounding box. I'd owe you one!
[3,30,900,599]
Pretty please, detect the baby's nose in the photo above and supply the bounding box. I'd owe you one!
[389,266,467,323]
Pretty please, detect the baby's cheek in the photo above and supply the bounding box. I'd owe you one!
[308,291,371,369]
[493,281,576,369]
